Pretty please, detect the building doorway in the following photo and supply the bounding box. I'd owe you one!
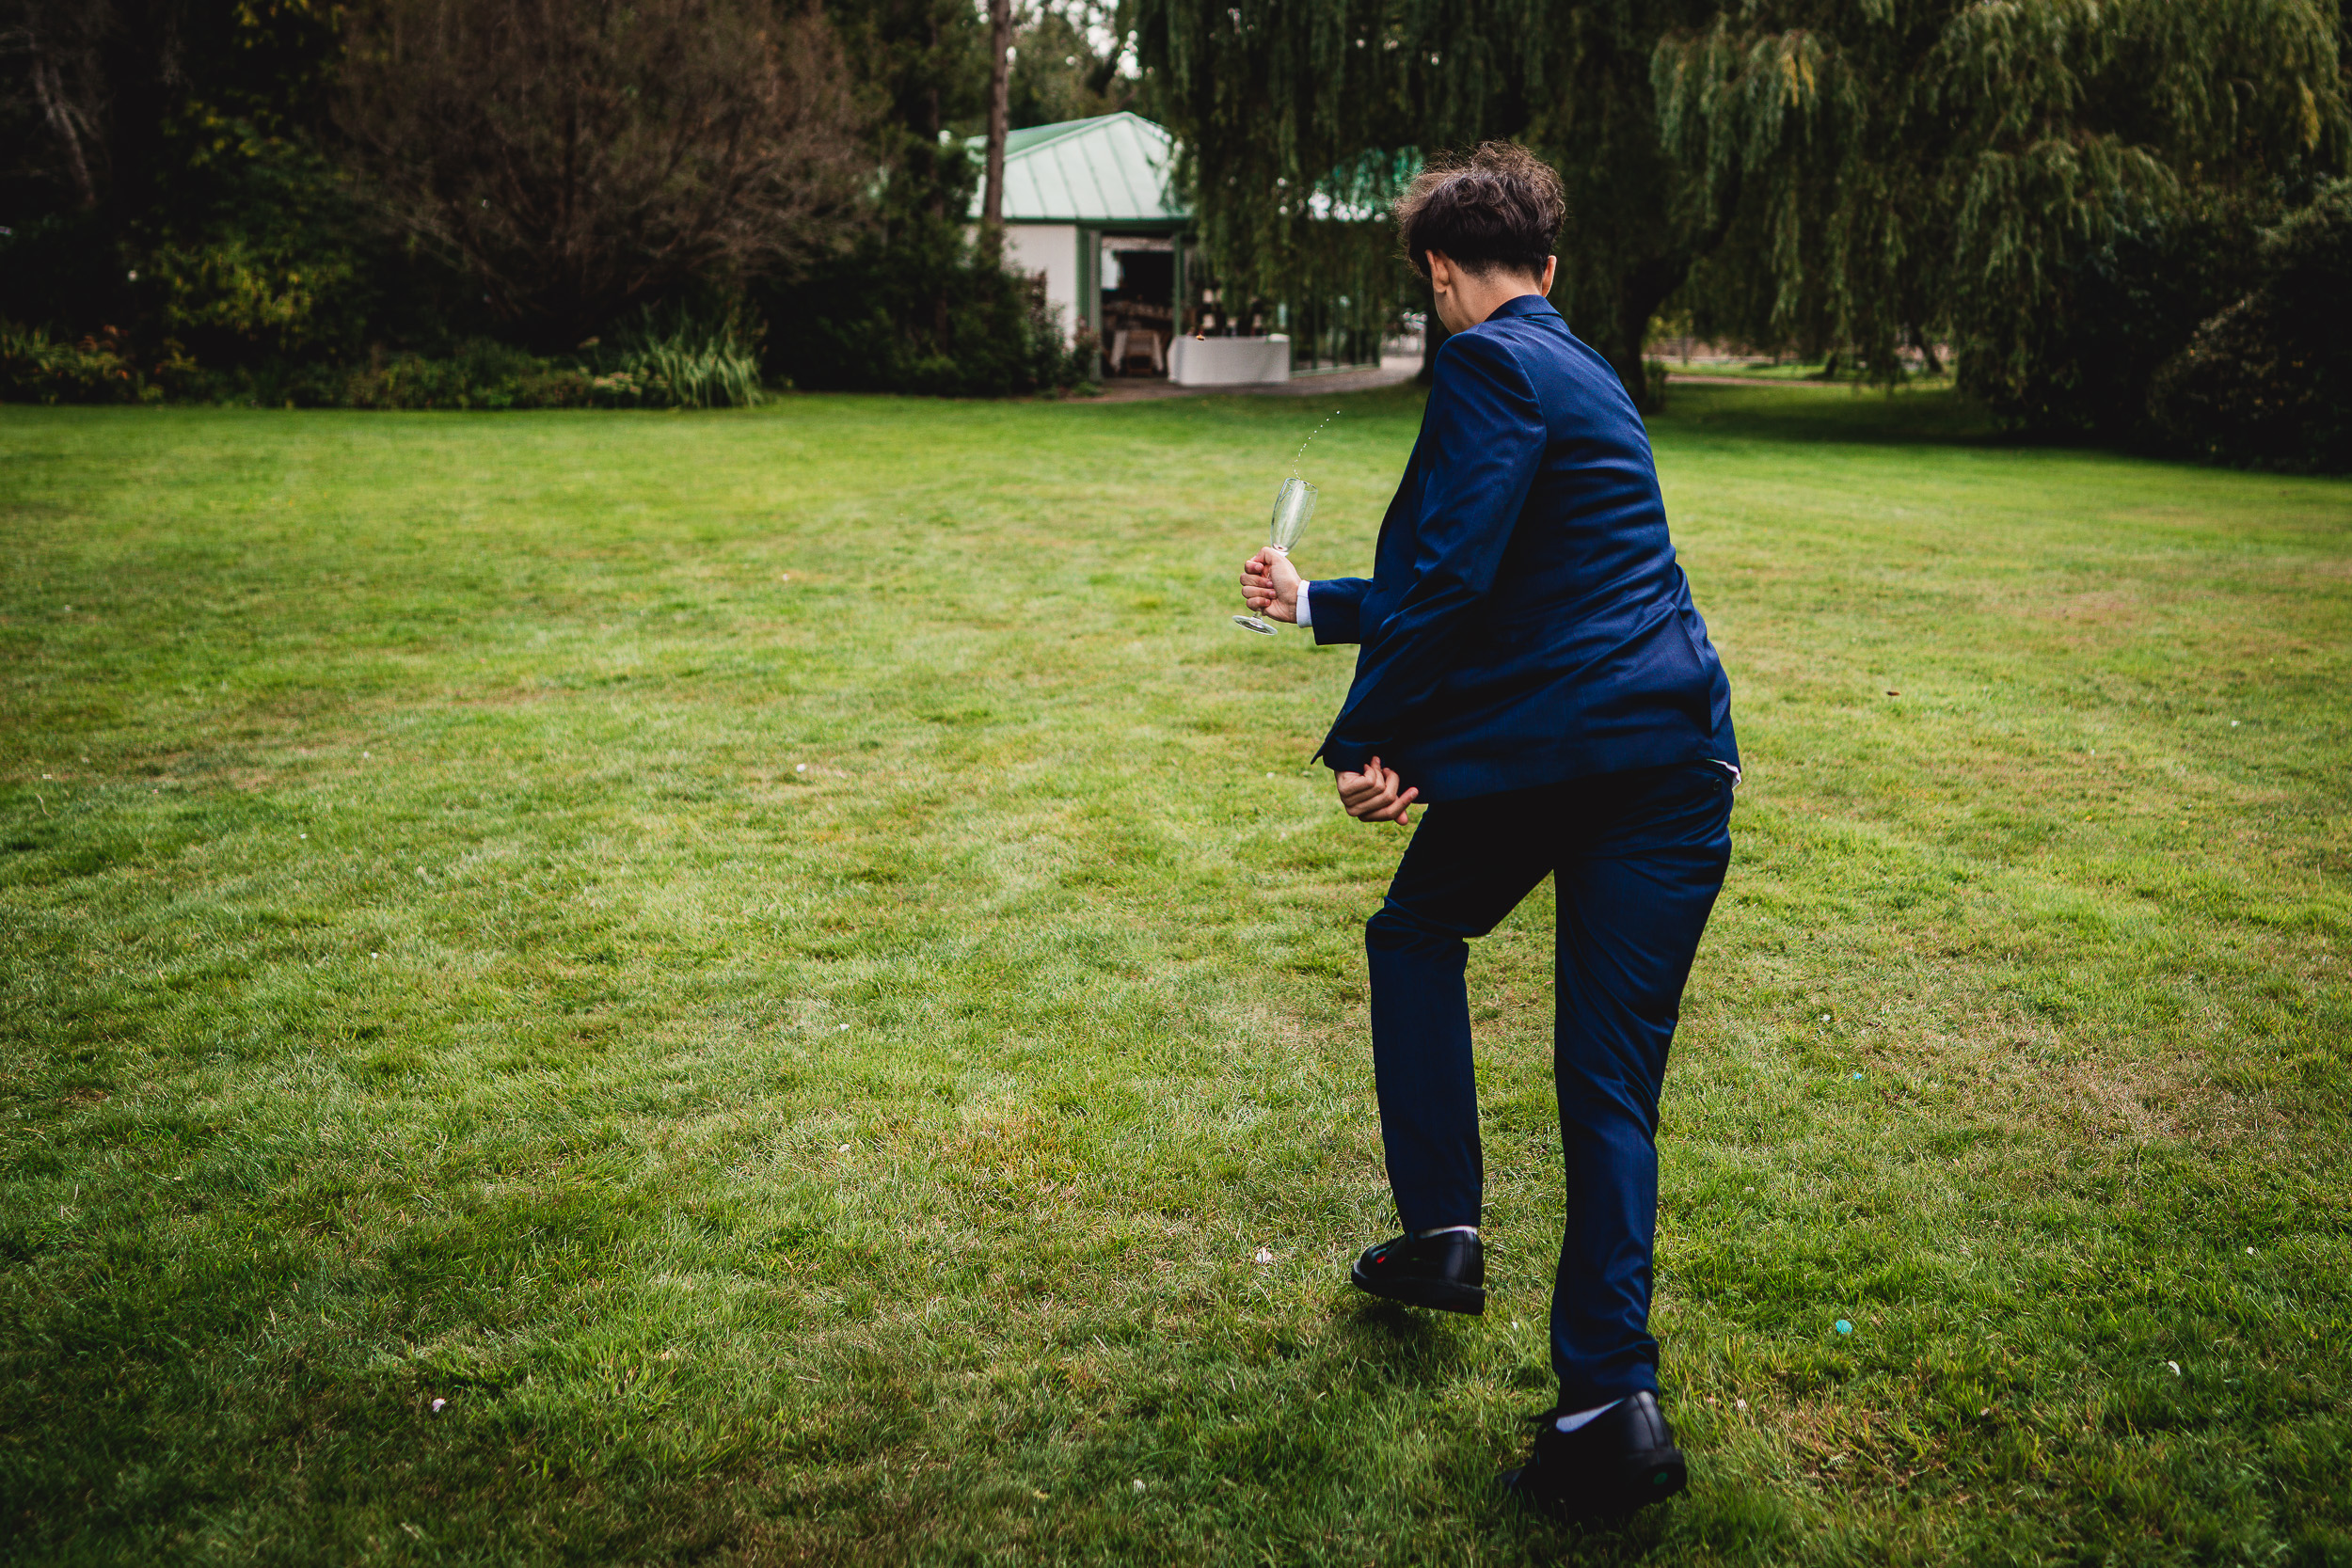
[1100,234,1178,377]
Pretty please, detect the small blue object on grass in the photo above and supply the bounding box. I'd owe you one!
[1851,1071,1864,1080]
[1835,1319,1853,1335]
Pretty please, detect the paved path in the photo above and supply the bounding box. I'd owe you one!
[1665,372,1863,388]
[1086,356,1422,403]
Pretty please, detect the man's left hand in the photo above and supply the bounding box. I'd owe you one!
[1336,755,1418,825]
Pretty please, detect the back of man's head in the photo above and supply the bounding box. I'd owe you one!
[1395,143,1566,282]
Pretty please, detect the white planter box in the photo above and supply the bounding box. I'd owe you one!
[1168,335,1292,387]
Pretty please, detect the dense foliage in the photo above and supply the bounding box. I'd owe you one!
[1136,0,2352,451]
[1133,0,1704,404]
[7,0,2346,437]
[1968,203,2262,441]
[338,0,862,352]
[0,0,1114,402]
[780,0,1098,398]
[2148,181,2352,472]
[1653,0,2349,404]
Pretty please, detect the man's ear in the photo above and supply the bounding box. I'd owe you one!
[1541,255,1558,295]
[1426,251,1454,293]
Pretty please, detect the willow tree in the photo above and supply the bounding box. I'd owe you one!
[1133,0,1715,405]
[1652,0,2351,397]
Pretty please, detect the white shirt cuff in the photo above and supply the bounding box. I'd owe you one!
[1295,581,1312,627]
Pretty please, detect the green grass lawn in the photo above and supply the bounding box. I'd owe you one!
[3,384,2347,1566]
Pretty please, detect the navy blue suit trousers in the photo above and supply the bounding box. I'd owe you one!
[1367,761,1732,1407]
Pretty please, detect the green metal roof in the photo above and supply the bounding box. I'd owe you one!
[966,112,1189,226]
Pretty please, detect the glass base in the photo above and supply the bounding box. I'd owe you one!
[1232,615,1279,635]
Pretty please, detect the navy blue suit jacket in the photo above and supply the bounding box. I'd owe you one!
[1309,295,1737,801]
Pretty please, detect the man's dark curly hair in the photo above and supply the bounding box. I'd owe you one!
[1394,143,1566,280]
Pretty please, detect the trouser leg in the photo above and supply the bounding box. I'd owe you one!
[1548,763,1732,1408]
[1365,796,1551,1234]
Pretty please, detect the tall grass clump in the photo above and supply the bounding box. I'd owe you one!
[596,302,768,408]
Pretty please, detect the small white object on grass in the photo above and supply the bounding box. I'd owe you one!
[2167,1361,2182,1376]
[796,764,807,772]
[1132,1479,1146,1493]
[1254,1248,1273,1264]
[430,1398,446,1414]
[1735,1398,1748,1411]
[838,1144,850,1152]
[2246,1246,2255,1255]
[1820,1014,1830,1022]
[838,1023,850,1032]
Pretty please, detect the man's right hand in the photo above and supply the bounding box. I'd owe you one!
[1336,755,1417,825]
[1240,546,1300,623]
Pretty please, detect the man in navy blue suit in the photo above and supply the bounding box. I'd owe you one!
[1241,144,1738,1523]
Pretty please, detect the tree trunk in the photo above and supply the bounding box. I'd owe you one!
[1603,255,1688,413]
[30,51,97,209]
[980,0,1011,261]
[1908,324,1943,376]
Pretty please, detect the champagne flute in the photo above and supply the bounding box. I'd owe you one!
[1232,477,1318,635]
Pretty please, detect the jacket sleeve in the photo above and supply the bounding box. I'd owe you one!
[1305,578,1370,644]
[1318,330,1544,773]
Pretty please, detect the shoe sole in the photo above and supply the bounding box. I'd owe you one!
[1349,1261,1486,1314]
[1501,1448,1687,1522]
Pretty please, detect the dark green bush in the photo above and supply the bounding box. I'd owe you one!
[2148,182,2352,473]
[0,323,192,404]
[337,309,772,411]
[590,303,767,407]
[764,228,1096,398]
[342,340,594,410]
[1964,203,2262,441]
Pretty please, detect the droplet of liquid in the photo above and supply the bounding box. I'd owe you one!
[1290,409,1341,478]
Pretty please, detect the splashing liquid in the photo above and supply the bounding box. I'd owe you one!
[1291,409,1341,479]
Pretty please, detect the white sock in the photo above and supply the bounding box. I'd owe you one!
[1554,1399,1624,1433]
[1415,1225,1478,1239]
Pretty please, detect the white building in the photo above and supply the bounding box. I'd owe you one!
[968,112,1295,387]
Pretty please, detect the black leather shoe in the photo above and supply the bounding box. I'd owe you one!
[1348,1231,1485,1314]
[1501,1390,1686,1523]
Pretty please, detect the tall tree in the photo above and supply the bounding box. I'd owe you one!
[1651,0,2351,393]
[980,0,1013,257]
[1132,0,1714,407]
[338,0,862,350]
[0,0,359,349]
[1008,1,1136,127]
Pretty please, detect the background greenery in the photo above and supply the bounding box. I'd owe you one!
[3,384,2347,1563]
[9,0,2351,458]
[0,0,1109,406]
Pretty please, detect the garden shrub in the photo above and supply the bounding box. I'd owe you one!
[1965,203,2262,441]
[0,323,192,404]
[151,234,361,365]
[591,303,767,407]
[342,340,594,410]
[2148,182,2352,473]
[764,228,1097,398]
[336,309,773,411]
